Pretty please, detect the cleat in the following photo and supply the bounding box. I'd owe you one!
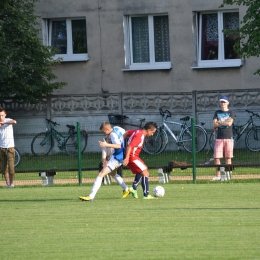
[129,187,138,199]
[79,195,94,202]
[121,189,130,199]
[143,195,157,200]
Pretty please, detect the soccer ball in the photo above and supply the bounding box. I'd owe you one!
[153,186,165,197]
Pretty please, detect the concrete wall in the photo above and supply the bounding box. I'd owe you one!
[34,0,260,96]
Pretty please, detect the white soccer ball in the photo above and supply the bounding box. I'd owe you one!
[153,186,165,197]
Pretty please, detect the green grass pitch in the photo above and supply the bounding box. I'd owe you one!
[1,183,260,260]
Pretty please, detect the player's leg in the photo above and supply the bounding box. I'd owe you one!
[110,172,130,198]
[117,165,123,177]
[106,157,130,198]
[79,157,129,201]
[141,170,157,199]
[129,173,142,198]
[79,165,112,201]
[128,158,156,199]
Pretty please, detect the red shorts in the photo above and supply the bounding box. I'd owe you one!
[128,157,147,174]
[214,139,234,159]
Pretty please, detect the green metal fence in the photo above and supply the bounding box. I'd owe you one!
[2,117,260,187]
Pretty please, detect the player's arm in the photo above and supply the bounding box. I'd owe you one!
[123,130,129,139]
[124,129,136,139]
[99,138,121,149]
[123,145,132,166]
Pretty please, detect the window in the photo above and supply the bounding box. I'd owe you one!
[42,18,88,62]
[122,14,171,71]
[191,11,242,69]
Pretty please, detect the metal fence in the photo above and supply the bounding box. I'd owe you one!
[2,114,260,187]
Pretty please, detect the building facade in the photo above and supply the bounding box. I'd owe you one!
[34,0,259,96]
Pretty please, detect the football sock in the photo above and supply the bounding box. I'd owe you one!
[133,173,142,190]
[141,176,149,197]
[89,176,103,198]
[112,174,128,191]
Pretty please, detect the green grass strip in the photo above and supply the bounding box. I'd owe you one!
[0,183,260,260]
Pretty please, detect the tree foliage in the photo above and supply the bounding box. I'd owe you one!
[0,0,66,103]
[221,0,260,75]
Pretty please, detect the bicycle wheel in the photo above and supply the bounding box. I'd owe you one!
[65,131,88,156]
[245,127,260,152]
[143,128,167,155]
[154,128,168,154]
[31,132,53,156]
[209,132,215,151]
[14,148,21,167]
[181,125,207,153]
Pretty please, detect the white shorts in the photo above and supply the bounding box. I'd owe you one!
[107,156,122,172]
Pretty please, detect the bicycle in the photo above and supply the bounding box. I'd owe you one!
[143,108,208,154]
[31,119,88,156]
[209,109,260,152]
[14,148,21,167]
[108,113,145,129]
[108,113,153,154]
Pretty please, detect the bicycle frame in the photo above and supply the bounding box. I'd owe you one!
[233,118,252,142]
[48,126,75,150]
[162,119,187,144]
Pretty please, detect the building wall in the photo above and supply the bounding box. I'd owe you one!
[34,0,260,96]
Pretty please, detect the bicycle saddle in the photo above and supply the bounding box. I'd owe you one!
[66,125,75,130]
[180,116,190,121]
[136,118,146,122]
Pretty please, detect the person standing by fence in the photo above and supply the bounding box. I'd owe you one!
[0,108,17,187]
[211,96,235,181]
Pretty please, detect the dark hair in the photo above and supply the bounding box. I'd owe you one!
[143,122,157,130]
[0,107,6,114]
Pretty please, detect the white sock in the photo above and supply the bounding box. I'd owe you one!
[113,174,128,191]
[89,176,103,198]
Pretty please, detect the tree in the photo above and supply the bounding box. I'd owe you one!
[221,0,260,75]
[0,0,66,103]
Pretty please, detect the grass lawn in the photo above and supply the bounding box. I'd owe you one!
[1,183,260,260]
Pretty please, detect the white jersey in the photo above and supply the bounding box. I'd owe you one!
[0,118,15,148]
[109,126,125,163]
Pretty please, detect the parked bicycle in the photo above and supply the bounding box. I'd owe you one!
[14,148,21,167]
[107,113,153,154]
[108,113,145,129]
[31,119,88,156]
[143,108,208,154]
[209,109,260,152]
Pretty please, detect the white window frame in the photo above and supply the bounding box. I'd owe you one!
[42,18,89,62]
[191,10,242,69]
[122,14,172,71]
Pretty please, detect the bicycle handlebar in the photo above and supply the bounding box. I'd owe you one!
[159,108,171,118]
[245,110,260,118]
[46,118,60,126]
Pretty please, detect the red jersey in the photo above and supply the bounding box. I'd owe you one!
[127,129,144,158]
